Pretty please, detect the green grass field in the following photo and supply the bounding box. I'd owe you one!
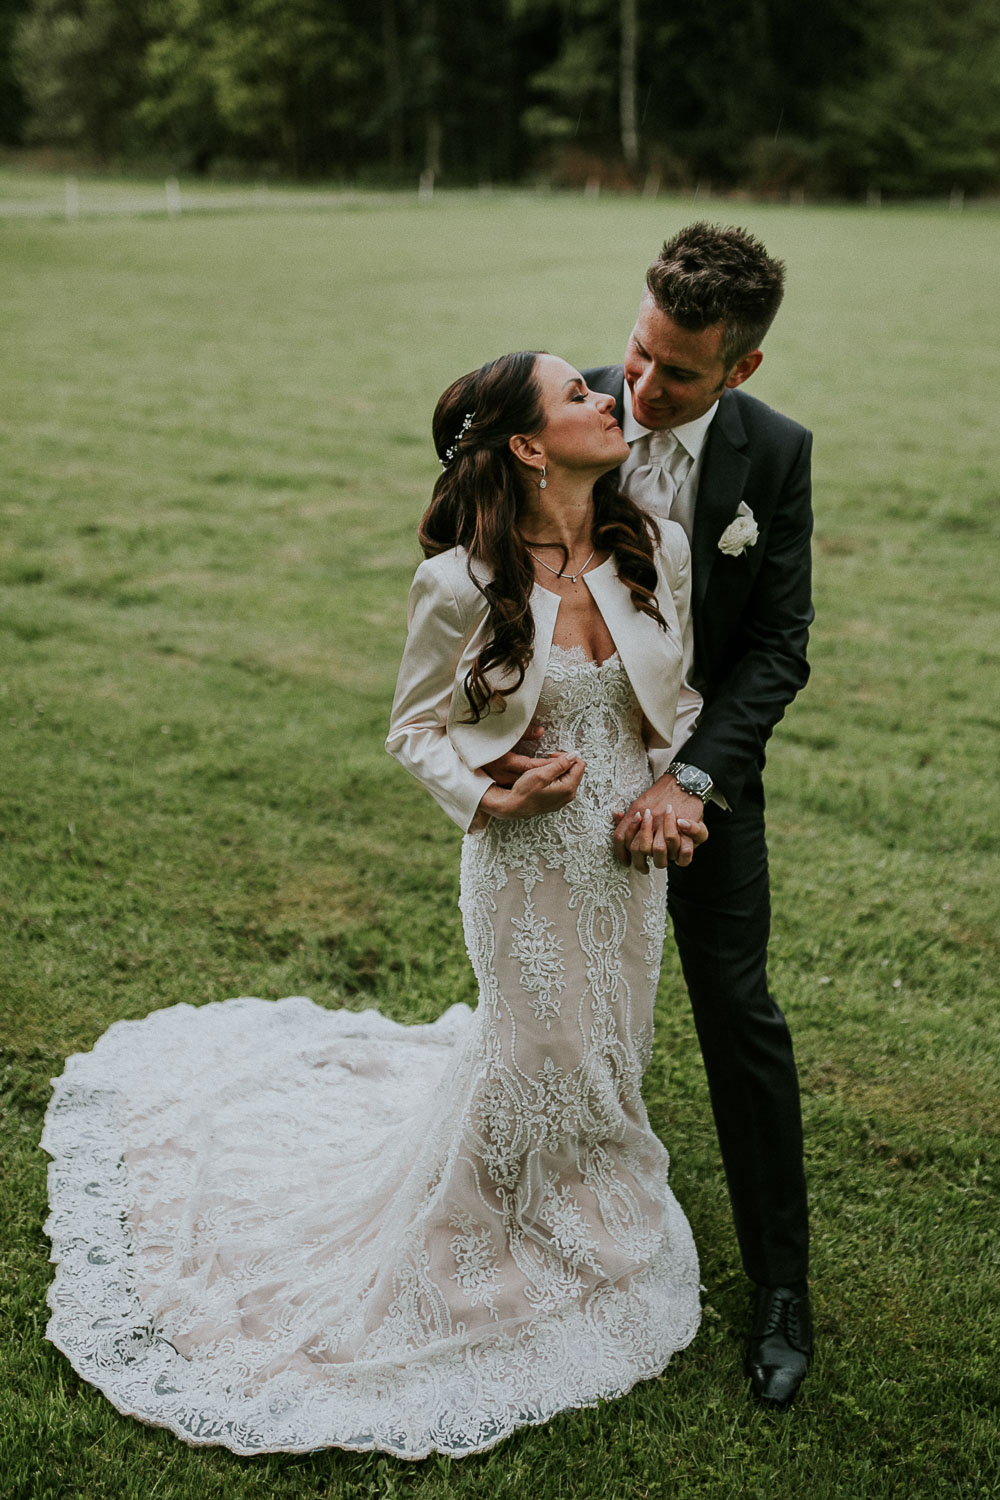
[1,171,998,1499]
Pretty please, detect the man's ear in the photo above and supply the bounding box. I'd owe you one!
[724,349,763,390]
[509,433,545,465]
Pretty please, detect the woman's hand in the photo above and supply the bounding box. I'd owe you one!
[481,723,547,786]
[612,792,708,871]
[477,753,585,822]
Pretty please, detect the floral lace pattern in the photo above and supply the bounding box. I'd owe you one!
[43,645,699,1460]
[509,895,566,1027]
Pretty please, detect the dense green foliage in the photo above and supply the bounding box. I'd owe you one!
[5,0,1000,194]
[1,183,999,1497]
[0,0,30,140]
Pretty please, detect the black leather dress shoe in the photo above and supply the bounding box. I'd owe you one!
[745,1284,813,1407]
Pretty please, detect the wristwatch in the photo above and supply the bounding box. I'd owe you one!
[666,761,713,807]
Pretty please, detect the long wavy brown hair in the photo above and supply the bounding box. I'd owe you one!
[420,351,667,723]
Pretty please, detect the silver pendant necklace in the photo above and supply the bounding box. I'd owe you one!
[525,547,596,584]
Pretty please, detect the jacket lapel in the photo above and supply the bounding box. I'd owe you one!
[692,390,751,615]
[583,561,681,745]
[464,572,560,702]
[448,577,560,767]
[450,552,682,767]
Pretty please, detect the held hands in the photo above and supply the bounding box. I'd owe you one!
[477,731,709,859]
[612,775,709,871]
[478,752,585,822]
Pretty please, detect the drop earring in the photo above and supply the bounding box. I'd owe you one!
[538,465,547,489]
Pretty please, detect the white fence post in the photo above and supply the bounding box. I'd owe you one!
[166,178,182,217]
[65,177,79,220]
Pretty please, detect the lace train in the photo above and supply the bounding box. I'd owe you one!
[43,647,700,1458]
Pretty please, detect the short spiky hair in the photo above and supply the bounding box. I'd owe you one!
[645,222,786,367]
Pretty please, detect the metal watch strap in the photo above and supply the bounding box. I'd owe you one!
[666,760,713,803]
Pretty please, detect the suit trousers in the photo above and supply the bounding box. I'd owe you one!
[667,773,809,1287]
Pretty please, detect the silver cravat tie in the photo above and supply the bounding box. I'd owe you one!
[623,431,691,517]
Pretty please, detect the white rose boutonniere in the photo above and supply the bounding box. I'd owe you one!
[718,501,759,557]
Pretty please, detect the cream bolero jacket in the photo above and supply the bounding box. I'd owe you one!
[386,522,702,832]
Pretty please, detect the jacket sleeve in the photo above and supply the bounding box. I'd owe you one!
[681,427,813,806]
[648,525,703,781]
[385,560,495,833]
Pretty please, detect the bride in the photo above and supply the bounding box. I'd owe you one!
[43,351,705,1460]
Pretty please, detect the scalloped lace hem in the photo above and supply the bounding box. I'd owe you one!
[43,997,700,1459]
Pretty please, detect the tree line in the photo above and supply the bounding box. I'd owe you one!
[3,0,1000,197]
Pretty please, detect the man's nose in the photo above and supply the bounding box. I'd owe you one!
[634,364,661,400]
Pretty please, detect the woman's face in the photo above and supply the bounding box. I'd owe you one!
[532,354,629,475]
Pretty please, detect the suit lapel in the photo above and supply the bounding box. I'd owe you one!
[692,390,751,615]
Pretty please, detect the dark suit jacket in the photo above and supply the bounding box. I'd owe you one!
[583,366,814,809]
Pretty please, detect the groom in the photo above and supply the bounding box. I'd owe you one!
[592,221,813,1406]
[495,221,814,1404]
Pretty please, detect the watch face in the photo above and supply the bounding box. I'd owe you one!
[679,769,711,798]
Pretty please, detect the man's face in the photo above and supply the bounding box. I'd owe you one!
[624,292,761,431]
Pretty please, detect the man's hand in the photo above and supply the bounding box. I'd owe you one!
[476,752,585,823]
[482,722,547,787]
[612,774,709,871]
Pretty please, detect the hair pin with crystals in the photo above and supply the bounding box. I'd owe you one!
[440,410,475,468]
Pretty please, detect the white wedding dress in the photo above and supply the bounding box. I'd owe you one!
[44,646,700,1459]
